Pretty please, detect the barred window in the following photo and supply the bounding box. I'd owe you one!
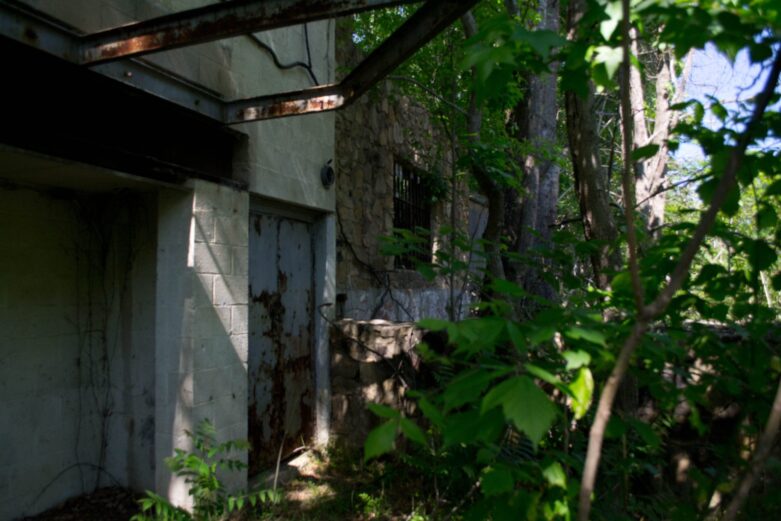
[393,161,431,269]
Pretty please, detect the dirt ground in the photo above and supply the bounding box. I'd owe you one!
[18,448,436,521]
[21,487,142,521]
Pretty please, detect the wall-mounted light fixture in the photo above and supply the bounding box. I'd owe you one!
[321,159,335,188]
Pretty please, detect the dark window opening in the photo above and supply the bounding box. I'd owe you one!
[393,161,431,269]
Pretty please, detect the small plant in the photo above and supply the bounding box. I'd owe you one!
[132,420,279,521]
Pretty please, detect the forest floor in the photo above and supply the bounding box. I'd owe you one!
[256,446,439,521]
[23,446,442,521]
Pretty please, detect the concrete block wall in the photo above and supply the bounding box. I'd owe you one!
[155,180,249,507]
[0,187,157,519]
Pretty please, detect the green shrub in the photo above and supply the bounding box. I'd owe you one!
[132,420,279,521]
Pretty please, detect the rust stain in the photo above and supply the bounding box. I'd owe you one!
[238,94,344,122]
[88,0,377,62]
[248,216,316,472]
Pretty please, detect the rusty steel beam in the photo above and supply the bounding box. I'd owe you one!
[341,0,479,99]
[0,0,226,120]
[80,0,419,64]
[226,0,478,123]
[229,84,346,122]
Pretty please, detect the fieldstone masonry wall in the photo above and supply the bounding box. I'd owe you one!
[335,21,470,321]
[330,319,423,444]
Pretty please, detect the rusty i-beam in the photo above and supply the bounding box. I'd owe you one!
[0,0,479,122]
[227,0,478,122]
[79,0,421,64]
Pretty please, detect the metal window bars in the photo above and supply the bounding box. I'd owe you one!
[393,161,431,269]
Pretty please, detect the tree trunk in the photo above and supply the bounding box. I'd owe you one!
[629,32,694,235]
[565,1,620,290]
[508,0,560,302]
[461,12,506,283]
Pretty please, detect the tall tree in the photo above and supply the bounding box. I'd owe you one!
[627,30,694,235]
[507,0,561,302]
[565,0,622,289]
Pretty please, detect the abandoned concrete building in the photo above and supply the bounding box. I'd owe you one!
[0,0,478,518]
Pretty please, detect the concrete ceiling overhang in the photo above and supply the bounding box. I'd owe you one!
[0,0,479,124]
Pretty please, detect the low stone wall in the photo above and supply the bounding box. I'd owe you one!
[330,319,423,445]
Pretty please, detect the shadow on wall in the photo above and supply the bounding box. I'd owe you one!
[157,185,250,508]
[0,187,157,519]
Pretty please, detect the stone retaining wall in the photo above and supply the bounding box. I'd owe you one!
[329,319,423,445]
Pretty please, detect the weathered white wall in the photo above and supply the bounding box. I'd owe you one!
[0,186,157,519]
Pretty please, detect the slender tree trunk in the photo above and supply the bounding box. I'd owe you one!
[509,0,560,301]
[565,2,620,290]
[629,34,694,234]
[462,12,505,282]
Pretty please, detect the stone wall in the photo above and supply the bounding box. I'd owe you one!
[334,21,470,322]
[330,320,422,445]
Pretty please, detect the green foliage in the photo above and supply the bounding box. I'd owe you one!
[358,0,781,519]
[131,420,279,521]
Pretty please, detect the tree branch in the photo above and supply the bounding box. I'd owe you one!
[721,373,781,520]
[618,0,644,311]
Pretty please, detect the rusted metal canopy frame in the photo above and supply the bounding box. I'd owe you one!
[79,0,421,64]
[227,0,479,123]
[0,0,478,124]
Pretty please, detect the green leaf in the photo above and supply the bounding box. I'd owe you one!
[418,318,450,332]
[525,364,562,387]
[444,410,484,447]
[562,350,591,370]
[748,239,777,271]
[569,368,595,420]
[565,326,606,347]
[632,144,660,161]
[593,45,623,79]
[367,403,401,420]
[758,205,778,231]
[482,376,557,445]
[400,418,427,445]
[516,29,565,60]
[772,272,781,291]
[599,1,623,41]
[529,325,556,344]
[364,420,397,461]
[766,179,781,196]
[542,461,567,488]
[629,419,661,451]
[418,397,445,428]
[506,321,526,351]
[444,369,503,411]
[491,278,525,297]
[482,467,515,496]
[694,102,705,124]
